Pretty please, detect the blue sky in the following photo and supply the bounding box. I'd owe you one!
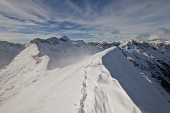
[0,0,170,43]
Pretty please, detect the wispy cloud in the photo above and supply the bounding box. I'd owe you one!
[157,27,170,40]
[111,30,120,34]
[158,27,170,35]
[135,33,150,39]
[0,0,170,43]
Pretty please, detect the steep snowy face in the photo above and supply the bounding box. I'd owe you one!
[119,39,170,101]
[0,41,24,70]
[102,47,170,113]
[27,36,102,69]
[0,43,49,106]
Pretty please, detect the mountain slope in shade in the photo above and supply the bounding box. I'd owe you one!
[102,47,170,113]
[0,37,170,113]
[119,40,170,102]
[0,41,24,69]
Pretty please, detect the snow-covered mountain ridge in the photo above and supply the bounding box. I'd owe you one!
[0,36,102,107]
[25,36,102,70]
[0,37,170,113]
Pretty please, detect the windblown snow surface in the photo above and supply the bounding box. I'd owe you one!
[0,37,170,113]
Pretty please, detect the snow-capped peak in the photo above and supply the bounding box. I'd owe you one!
[60,35,71,42]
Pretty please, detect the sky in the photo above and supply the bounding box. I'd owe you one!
[0,0,170,43]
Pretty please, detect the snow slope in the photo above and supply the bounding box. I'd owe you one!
[0,37,170,113]
[119,40,170,102]
[0,41,24,69]
[0,36,102,109]
[0,45,142,113]
[102,47,170,113]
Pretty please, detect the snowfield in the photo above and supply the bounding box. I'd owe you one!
[0,37,170,113]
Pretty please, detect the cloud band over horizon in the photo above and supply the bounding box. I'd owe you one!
[0,0,170,43]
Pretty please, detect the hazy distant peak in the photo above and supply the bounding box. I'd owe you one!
[60,35,71,42]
